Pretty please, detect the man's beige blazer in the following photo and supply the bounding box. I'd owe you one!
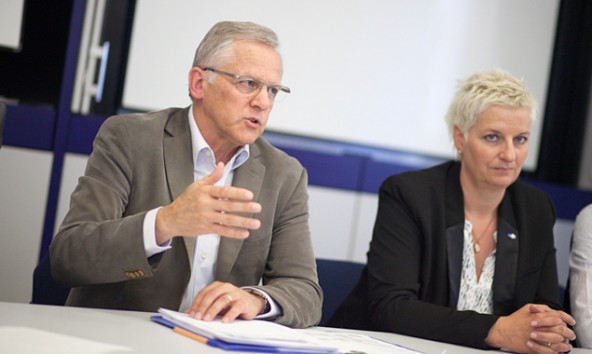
[50,107,322,328]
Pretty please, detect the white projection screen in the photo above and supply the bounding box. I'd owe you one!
[122,0,560,170]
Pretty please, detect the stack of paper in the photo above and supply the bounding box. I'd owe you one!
[153,308,340,353]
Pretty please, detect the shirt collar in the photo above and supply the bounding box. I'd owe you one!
[188,106,250,171]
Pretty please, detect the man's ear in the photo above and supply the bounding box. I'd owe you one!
[188,67,206,100]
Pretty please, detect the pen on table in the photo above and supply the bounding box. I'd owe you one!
[173,326,209,344]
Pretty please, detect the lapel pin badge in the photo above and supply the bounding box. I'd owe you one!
[506,233,516,240]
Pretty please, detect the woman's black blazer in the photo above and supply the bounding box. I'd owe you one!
[329,161,561,349]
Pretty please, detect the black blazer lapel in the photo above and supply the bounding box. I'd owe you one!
[446,223,464,308]
[445,161,465,308]
[492,195,519,315]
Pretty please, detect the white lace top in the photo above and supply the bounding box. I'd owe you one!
[456,220,497,314]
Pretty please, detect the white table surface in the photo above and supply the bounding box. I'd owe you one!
[0,302,589,354]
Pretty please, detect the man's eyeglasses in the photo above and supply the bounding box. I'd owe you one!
[202,67,290,101]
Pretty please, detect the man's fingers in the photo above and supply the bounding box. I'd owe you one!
[211,223,255,239]
[187,282,246,321]
[210,185,257,203]
[213,198,261,215]
[198,162,226,186]
[201,294,235,321]
[217,215,261,231]
[186,282,228,318]
[221,301,245,323]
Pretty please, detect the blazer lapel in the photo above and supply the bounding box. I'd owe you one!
[215,141,265,280]
[492,195,519,314]
[446,223,464,308]
[443,162,520,313]
[445,162,465,308]
[162,107,195,265]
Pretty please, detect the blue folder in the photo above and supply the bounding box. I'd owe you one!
[150,316,339,354]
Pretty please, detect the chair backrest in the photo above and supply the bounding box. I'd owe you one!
[31,253,70,305]
[316,258,365,326]
[0,102,6,148]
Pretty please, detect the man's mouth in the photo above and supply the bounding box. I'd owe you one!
[246,117,260,125]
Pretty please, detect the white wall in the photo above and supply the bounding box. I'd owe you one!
[0,146,52,303]
[123,0,559,171]
[0,0,26,50]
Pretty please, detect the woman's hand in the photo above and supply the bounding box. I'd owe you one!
[485,304,575,353]
[527,304,576,353]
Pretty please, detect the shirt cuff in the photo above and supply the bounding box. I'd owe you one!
[143,207,172,258]
[241,287,281,319]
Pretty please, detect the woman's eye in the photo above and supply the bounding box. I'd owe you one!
[484,134,498,142]
[515,136,528,145]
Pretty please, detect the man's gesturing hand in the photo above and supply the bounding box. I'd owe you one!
[155,162,261,244]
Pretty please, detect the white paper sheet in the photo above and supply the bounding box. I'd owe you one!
[159,308,338,352]
[302,327,424,354]
[158,308,422,354]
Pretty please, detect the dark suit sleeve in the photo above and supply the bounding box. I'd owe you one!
[366,174,498,349]
[536,195,562,308]
[513,187,562,310]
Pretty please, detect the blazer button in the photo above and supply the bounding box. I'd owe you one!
[125,269,145,278]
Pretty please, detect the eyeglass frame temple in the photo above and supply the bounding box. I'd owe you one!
[202,67,290,94]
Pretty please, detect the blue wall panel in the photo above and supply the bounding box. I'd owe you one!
[3,104,55,151]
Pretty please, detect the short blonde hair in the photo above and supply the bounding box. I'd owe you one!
[445,69,537,141]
